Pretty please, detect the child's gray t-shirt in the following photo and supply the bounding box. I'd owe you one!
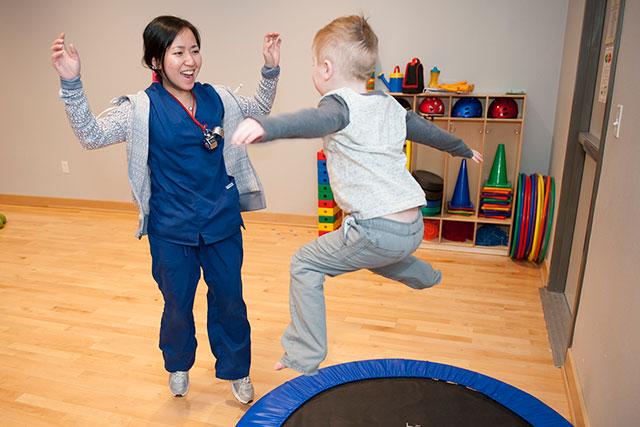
[254,88,473,219]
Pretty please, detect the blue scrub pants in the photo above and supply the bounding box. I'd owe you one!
[148,231,250,380]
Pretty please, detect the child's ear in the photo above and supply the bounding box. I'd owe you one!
[323,59,334,81]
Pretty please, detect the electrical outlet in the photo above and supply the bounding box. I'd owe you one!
[61,161,70,174]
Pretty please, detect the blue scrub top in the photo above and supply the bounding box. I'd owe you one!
[146,82,243,246]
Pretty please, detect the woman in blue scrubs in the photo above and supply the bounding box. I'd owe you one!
[50,16,281,403]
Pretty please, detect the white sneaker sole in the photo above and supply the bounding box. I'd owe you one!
[231,385,253,404]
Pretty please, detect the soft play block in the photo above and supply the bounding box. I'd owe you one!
[318,212,342,223]
[318,185,334,201]
[318,199,337,208]
[318,218,342,231]
[318,191,335,201]
[318,206,341,216]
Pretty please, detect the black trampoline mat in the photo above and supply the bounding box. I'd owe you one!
[282,377,533,427]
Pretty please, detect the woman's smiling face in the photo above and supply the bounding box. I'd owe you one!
[158,28,202,96]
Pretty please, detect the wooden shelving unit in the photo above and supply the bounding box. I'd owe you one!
[393,92,527,255]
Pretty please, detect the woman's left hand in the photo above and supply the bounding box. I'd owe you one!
[263,33,282,67]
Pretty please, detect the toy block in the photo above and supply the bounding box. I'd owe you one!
[317,150,327,161]
[318,217,342,231]
[317,160,327,170]
[318,176,330,185]
[318,230,331,236]
[318,199,337,208]
[318,206,341,217]
[318,184,334,200]
[319,212,342,223]
[317,166,328,179]
[318,191,335,201]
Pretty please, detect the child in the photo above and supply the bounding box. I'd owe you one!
[230,15,482,376]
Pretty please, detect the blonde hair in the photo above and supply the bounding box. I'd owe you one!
[313,15,378,81]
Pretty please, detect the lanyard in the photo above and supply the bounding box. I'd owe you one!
[167,90,206,132]
[166,90,223,150]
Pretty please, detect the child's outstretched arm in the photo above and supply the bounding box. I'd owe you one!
[406,111,482,163]
[230,94,349,146]
[470,149,483,163]
[231,118,266,145]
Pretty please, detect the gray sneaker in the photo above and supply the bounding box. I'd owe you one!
[169,371,190,397]
[230,376,254,404]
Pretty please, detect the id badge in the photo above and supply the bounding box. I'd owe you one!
[204,126,224,151]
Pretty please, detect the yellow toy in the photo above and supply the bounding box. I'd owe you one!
[435,81,475,93]
[318,206,341,217]
[428,66,440,88]
[319,217,342,232]
[427,66,474,93]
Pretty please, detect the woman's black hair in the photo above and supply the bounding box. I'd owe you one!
[143,16,201,82]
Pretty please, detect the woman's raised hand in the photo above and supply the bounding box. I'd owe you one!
[263,33,282,68]
[50,32,81,79]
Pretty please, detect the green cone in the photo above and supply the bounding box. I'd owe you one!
[487,144,510,188]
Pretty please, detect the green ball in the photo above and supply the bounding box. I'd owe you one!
[0,213,5,225]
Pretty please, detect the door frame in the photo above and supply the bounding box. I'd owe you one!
[546,0,625,361]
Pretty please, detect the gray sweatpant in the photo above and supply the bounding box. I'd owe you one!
[280,213,442,375]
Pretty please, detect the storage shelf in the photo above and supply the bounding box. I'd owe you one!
[486,118,522,123]
[449,118,486,123]
[420,241,510,256]
[441,214,477,222]
[477,217,513,226]
[398,93,526,255]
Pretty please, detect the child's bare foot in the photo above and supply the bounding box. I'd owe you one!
[274,361,286,371]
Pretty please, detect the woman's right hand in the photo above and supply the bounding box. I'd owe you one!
[50,32,81,79]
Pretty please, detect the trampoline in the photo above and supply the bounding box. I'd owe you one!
[237,359,572,427]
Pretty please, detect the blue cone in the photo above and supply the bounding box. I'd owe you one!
[450,159,473,209]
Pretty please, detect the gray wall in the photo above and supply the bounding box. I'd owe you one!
[0,0,568,216]
[569,0,640,424]
[549,0,640,424]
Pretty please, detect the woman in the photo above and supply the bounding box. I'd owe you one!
[50,15,281,403]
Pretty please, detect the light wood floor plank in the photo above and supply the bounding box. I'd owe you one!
[0,204,571,425]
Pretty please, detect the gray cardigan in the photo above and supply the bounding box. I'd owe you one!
[59,66,279,238]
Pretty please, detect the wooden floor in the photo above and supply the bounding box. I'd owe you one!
[0,204,571,426]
